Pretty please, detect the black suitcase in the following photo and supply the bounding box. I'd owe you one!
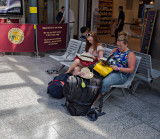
[63,75,101,116]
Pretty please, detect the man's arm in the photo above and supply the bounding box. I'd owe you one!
[116,19,122,29]
[59,16,64,24]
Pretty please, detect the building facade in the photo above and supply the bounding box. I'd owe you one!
[0,0,160,60]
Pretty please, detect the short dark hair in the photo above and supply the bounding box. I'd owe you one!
[119,6,123,10]
[80,26,87,34]
[61,6,64,9]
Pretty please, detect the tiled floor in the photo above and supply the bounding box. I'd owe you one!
[0,54,160,139]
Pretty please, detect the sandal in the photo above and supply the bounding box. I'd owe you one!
[46,70,55,74]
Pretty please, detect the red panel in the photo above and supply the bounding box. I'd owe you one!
[37,24,67,52]
[0,24,35,52]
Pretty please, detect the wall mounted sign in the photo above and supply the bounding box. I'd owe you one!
[37,24,67,52]
[141,9,157,54]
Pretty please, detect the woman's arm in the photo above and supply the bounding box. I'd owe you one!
[109,48,117,56]
[91,45,104,61]
[97,50,104,59]
[110,52,136,73]
[91,50,104,61]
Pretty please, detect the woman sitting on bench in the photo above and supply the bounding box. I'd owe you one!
[92,34,136,108]
[66,31,104,75]
[100,34,136,97]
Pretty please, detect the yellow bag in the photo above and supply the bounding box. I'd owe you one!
[93,62,113,77]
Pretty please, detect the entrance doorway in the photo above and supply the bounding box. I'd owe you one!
[38,0,48,24]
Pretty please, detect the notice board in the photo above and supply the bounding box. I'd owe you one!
[37,24,67,52]
[141,9,157,54]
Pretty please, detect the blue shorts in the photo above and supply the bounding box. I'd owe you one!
[101,72,128,93]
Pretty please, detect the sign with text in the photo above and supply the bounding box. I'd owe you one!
[141,9,157,54]
[37,24,67,52]
[0,24,35,52]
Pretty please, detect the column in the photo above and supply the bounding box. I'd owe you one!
[65,0,69,23]
[79,0,87,38]
[48,0,54,24]
[29,0,38,24]
[65,0,69,44]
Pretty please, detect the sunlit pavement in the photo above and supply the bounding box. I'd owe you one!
[0,53,160,139]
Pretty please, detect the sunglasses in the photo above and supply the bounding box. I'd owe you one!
[86,33,92,37]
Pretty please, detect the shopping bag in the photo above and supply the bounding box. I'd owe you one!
[93,62,113,77]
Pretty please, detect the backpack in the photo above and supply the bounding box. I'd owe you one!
[56,11,64,23]
[63,75,101,116]
[47,73,70,99]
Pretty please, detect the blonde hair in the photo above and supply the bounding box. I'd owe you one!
[117,33,129,45]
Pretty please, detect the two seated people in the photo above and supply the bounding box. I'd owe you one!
[66,31,136,105]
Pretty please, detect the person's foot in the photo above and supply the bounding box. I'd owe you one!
[46,69,55,74]
[91,105,98,109]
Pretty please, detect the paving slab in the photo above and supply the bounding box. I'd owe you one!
[118,123,160,139]
[0,54,160,139]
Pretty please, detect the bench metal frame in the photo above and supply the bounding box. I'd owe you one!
[60,42,86,68]
[132,51,160,94]
[48,39,82,73]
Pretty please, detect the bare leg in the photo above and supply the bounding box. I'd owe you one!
[92,92,105,106]
[66,59,83,73]
[73,66,81,75]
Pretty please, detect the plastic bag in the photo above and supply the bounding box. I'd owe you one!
[93,62,113,77]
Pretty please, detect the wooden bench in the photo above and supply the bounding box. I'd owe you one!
[132,51,160,94]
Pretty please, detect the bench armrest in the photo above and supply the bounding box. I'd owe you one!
[66,50,76,59]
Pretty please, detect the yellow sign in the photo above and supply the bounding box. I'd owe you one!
[34,24,36,29]
[29,7,37,13]
[8,28,24,44]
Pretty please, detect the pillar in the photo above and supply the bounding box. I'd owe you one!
[28,0,38,55]
[79,0,87,38]
[29,0,38,24]
[65,0,69,23]
[65,0,69,44]
[48,0,54,24]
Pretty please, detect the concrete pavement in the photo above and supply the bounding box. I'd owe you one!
[0,53,160,139]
